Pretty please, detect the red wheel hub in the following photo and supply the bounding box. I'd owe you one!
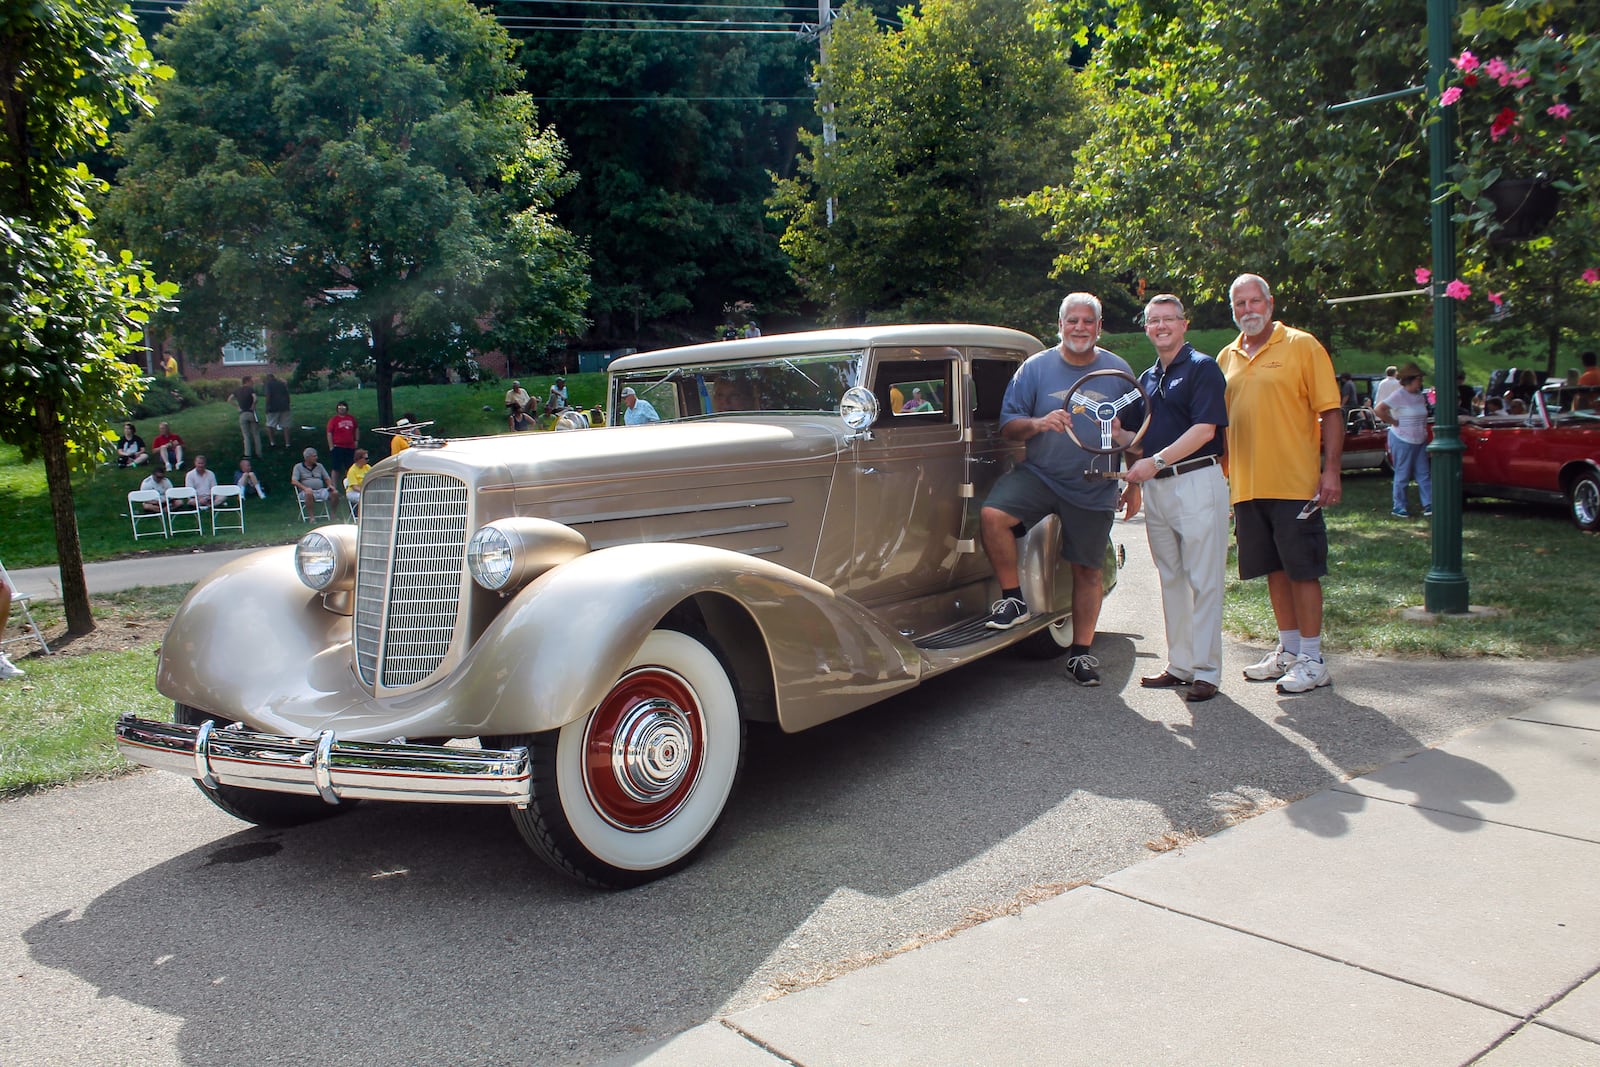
[582,667,704,831]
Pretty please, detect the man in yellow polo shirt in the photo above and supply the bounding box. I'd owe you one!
[1217,273,1343,695]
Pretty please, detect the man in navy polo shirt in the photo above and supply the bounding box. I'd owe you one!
[1120,294,1230,703]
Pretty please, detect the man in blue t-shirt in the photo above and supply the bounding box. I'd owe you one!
[979,292,1140,686]
[1121,294,1230,703]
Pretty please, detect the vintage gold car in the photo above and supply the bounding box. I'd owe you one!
[116,324,1122,888]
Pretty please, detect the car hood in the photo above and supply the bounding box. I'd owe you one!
[378,419,849,575]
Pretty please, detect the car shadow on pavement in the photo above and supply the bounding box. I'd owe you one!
[16,638,1544,1066]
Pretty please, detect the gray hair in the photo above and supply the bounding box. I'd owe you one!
[1229,273,1273,303]
[1058,292,1103,321]
[1145,294,1186,318]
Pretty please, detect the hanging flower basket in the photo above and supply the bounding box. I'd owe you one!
[1483,173,1560,241]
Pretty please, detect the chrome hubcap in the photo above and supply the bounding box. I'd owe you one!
[1576,480,1599,527]
[610,699,695,803]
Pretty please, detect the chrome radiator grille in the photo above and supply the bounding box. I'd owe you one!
[353,472,471,689]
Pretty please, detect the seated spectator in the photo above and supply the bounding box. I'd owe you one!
[292,447,339,515]
[1579,351,1600,388]
[546,377,568,413]
[139,468,175,510]
[184,454,218,508]
[0,568,21,679]
[901,387,934,413]
[235,457,266,499]
[151,422,185,471]
[505,380,533,415]
[344,448,372,515]
[116,423,148,468]
[508,403,537,432]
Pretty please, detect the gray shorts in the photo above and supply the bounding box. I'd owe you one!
[983,467,1114,568]
[266,410,290,431]
[1234,498,1328,581]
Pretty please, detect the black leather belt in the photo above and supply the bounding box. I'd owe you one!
[1152,454,1221,480]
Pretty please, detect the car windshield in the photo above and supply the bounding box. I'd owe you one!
[613,352,861,421]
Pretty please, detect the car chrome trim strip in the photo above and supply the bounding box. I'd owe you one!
[115,714,532,806]
[560,495,796,526]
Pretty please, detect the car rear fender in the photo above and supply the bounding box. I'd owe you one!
[467,541,924,737]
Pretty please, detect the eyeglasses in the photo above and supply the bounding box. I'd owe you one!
[1144,317,1185,326]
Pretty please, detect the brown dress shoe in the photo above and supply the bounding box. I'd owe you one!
[1139,670,1188,688]
[1185,680,1219,703]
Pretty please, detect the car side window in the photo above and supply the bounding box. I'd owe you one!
[873,359,953,424]
[971,356,1021,422]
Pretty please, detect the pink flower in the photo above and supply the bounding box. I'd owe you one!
[1454,50,1480,73]
[1486,57,1510,83]
[1507,69,1531,88]
[1584,268,1600,284]
[1548,102,1572,119]
[1489,107,1518,141]
[1445,280,1472,300]
[1487,291,1505,308]
[1414,267,1432,285]
[1441,87,1463,106]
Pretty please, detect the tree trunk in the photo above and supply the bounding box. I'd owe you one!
[34,396,94,635]
[372,317,394,429]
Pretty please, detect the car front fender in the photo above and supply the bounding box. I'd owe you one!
[463,541,924,737]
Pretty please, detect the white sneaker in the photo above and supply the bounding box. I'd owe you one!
[1276,653,1331,694]
[0,654,23,679]
[1242,644,1295,681]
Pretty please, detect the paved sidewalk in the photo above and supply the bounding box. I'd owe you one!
[610,687,1600,1067]
[7,547,265,601]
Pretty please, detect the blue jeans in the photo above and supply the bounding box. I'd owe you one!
[1389,433,1431,512]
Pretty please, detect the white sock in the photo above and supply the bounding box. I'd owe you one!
[1280,629,1302,656]
[1301,635,1322,662]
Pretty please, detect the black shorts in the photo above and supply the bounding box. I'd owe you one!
[329,446,355,473]
[983,467,1114,568]
[1234,498,1328,582]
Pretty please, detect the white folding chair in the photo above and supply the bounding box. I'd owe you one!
[210,484,245,533]
[296,489,332,524]
[128,490,168,539]
[164,486,203,534]
[0,559,50,656]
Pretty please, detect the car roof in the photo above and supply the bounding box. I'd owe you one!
[608,324,1046,374]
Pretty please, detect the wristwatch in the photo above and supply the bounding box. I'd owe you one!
[1151,455,1168,471]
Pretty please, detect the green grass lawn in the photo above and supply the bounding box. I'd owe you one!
[0,371,608,568]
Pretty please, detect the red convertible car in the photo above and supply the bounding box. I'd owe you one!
[1460,384,1600,530]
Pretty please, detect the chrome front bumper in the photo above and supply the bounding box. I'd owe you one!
[115,714,532,807]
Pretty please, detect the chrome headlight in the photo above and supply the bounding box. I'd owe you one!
[839,386,879,431]
[467,526,516,590]
[467,519,590,593]
[295,528,357,592]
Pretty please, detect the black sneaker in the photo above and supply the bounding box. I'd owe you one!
[1065,652,1102,686]
[983,596,1030,630]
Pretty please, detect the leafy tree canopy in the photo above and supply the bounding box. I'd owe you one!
[773,0,1110,335]
[103,0,590,424]
[1,0,177,633]
[511,6,815,343]
[1023,0,1436,349]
